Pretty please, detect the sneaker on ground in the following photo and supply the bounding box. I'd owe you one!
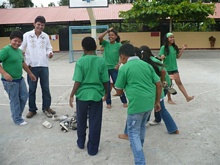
[149,121,160,126]
[19,121,28,126]
[46,108,56,115]
[44,109,52,118]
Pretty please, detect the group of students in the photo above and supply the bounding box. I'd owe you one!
[69,27,194,164]
[0,16,55,125]
[0,19,194,164]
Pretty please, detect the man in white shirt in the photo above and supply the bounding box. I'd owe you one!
[20,16,56,118]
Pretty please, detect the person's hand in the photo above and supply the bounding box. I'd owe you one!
[160,55,166,60]
[29,73,36,81]
[102,94,107,101]
[48,52,53,59]
[114,64,120,70]
[69,96,74,108]
[154,101,161,112]
[3,72,12,81]
[107,27,113,32]
[163,81,168,87]
[182,43,187,50]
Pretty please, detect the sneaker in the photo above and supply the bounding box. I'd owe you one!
[19,121,28,126]
[149,121,160,126]
[46,108,56,115]
[118,134,129,140]
[26,111,37,118]
[44,109,52,118]
[60,121,68,132]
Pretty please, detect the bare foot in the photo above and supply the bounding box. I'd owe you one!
[106,104,112,109]
[118,134,129,140]
[170,130,179,134]
[167,100,176,104]
[187,96,194,102]
[123,103,128,108]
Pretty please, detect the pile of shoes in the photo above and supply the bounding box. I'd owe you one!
[59,116,77,133]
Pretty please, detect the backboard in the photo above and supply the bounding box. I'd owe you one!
[69,0,108,8]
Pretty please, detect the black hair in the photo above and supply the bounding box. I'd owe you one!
[34,16,46,24]
[81,36,97,51]
[10,30,23,41]
[163,33,179,56]
[109,29,120,43]
[119,43,135,57]
[134,47,141,59]
[139,45,163,77]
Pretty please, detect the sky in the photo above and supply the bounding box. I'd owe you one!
[0,0,60,7]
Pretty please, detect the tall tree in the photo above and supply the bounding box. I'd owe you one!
[8,0,34,8]
[0,2,7,8]
[119,0,215,31]
[48,2,56,7]
[58,0,69,6]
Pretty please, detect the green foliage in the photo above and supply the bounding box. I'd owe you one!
[119,0,216,28]
[48,2,56,7]
[58,0,69,6]
[9,0,34,8]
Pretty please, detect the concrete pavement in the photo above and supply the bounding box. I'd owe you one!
[0,50,220,165]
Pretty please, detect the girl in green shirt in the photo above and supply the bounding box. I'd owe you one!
[98,27,127,109]
[159,32,194,104]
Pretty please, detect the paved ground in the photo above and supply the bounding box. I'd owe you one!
[0,50,220,165]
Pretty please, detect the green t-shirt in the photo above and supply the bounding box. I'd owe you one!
[73,55,109,101]
[101,40,121,69]
[0,45,24,80]
[159,45,178,72]
[115,58,160,115]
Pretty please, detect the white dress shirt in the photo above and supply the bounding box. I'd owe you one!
[20,30,53,67]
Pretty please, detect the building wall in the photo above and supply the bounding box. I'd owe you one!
[0,32,219,51]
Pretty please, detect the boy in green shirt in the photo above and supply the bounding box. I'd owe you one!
[0,30,36,125]
[69,36,109,156]
[115,43,162,165]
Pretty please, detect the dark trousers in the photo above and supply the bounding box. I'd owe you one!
[27,67,51,111]
[76,98,103,156]
[106,69,127,105]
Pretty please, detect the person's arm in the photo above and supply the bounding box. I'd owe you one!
[102,82,108,101]
[154,81,162,112]
[177,43,187,59]
[19,33,27,52]
[160,68,166,82]
[46,35,53,59]
[22,62,36,81]
[0,65,12,81]
[69,82,81,108]
[98,27,113,43]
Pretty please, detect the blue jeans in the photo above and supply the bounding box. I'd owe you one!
[106,69,127,105]
[2,78,28,124]
[127,110,152,165]
[159,99,178,133]
[27,67,51,111]
[76,98,103,156]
